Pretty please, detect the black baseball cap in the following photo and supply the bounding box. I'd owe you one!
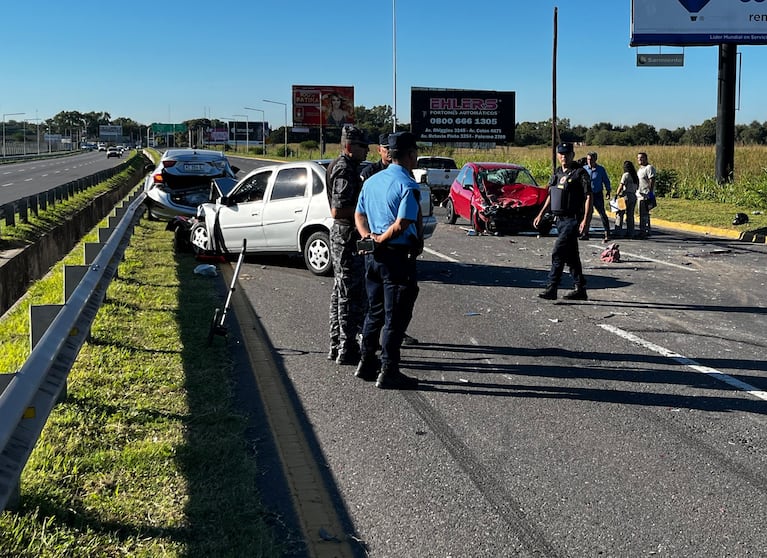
[388,132,419,152]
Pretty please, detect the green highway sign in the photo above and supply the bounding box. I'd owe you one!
[151,123,188,134]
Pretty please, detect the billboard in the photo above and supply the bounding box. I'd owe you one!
[99,124,123,137]
[292,85,355,127]
[410,88,515,144]
[228,121,270,142]
[151,123,188,134]
[631,0,767,46]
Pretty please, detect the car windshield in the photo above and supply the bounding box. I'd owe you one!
[479,167,540,188]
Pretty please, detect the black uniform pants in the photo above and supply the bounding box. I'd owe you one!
[547,216,586,289]
[360,246,419,368]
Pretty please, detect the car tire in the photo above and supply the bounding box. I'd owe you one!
[190,222,211,255]
[470,207,485,233]
[304,231,332,276]
[445,199,457,225]
[173,226,192,253]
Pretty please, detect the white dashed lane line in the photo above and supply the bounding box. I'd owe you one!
[600,323,767,402]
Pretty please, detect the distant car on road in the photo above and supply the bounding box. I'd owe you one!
[106,146,121,158]
[446,162,550,235]
[143,148,239,221]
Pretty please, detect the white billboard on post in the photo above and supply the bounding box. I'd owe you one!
[631,0,767,46]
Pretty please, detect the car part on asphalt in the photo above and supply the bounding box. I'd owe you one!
[207,239,247,346]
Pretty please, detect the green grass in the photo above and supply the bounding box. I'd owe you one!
[0,218,285,557]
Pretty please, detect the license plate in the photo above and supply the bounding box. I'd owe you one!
[183,163,207,172]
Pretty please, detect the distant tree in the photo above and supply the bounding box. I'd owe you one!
[626,122,659,145]
[681,118,716,144]
[736,121,766,145]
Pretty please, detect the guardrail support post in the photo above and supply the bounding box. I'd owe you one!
[30,304,66,401]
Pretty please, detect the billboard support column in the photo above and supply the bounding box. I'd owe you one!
[716,43,737,184]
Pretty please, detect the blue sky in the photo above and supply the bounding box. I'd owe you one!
[2,0,766,131]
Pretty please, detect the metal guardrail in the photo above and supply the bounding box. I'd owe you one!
[0,160,132,233]
[0,189,146,511]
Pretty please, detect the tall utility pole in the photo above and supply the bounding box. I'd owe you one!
[716,44,737,184]
[551,7,558,171]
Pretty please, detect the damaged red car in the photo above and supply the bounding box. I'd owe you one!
[445,162,551,235]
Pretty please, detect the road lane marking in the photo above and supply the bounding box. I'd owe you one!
[599,324,767,402]
[588,244,698,271]
[220,262,356,558]
[423,246,461,263]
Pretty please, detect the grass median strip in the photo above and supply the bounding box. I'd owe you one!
[0,218,285,557]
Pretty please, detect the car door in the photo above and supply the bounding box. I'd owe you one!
[215,170,272,250]
[262,166,311,250]
[453,165,475,219]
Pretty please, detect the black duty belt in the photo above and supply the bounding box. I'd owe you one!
[383,243,412,252]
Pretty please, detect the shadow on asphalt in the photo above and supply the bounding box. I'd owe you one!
[399,342,767,415]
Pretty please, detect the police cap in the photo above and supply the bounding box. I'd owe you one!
[556,143,574,154]
[341,125,370,145]
[388,132,419,152]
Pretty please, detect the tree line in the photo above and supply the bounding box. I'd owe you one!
[5,107,767,147]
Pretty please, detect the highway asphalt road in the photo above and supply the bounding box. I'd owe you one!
[0,151,128,205]
[233,212,767,557]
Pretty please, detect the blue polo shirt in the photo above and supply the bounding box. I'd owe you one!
[356,163,420,247]
[584,164,611,195]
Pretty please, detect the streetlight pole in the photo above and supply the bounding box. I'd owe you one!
[392,0,398,132]
[244,106,266,156]
[2,112,26,158]
[263,99,288,157]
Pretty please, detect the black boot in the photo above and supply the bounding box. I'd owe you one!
[376,364,418,390]
[402,333,419,345]
[327,346,339,361]
[355,355,380,381]
[563,287,588,301]
[336,341,361,365]
[538,285,557,300]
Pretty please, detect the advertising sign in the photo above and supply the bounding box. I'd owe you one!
[151,123,188,134]
[410,88,515,144]
[292,85,355,127]
[228,121,270,142]
[99,125,123,137]
[632,0,767,46]
[209,128,228,142]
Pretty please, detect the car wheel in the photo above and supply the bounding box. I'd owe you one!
[445,199,457,225]
[173,226,192,253]
[470,207,485,233]
[304,231,332,276]
[190,222,211,255]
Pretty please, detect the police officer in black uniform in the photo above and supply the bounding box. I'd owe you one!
[360,132,391,181]
[534,143,592,301]
[326,125,370,365]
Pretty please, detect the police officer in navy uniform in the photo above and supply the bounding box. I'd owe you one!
[326,125,370,365]
[360,132,420,346]
[354,132,422,389]
[360,132,391,182]
[534,143,592,301]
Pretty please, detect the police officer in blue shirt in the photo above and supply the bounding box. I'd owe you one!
[353,132,422,389]
[534,143,592,301]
